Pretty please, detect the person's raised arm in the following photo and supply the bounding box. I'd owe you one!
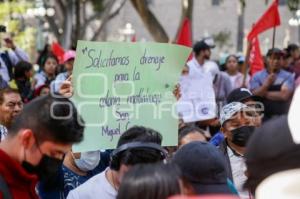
[5,38,29,64]
[58,76,73,98]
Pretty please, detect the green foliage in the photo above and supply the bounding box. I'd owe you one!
[0,1,36,59]
[90,0,105,12]
[212,29,232,49]
[287,0,300,11]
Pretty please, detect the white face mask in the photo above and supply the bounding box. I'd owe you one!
[73,151,101,172]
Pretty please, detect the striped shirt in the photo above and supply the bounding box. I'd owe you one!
[0,124,8,141]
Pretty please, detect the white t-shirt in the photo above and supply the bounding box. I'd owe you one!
[227,72,250,89]
[227,147,251,199]
[186,58,219,78]
[67,168,117,199]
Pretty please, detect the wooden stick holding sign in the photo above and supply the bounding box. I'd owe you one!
[241,40,252,87]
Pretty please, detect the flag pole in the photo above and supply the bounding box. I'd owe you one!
[271,25,277,73]
[242,41,252,87]
[242,23,255,87]
[272,26,276,49]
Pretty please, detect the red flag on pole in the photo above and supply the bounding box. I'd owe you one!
[176,17,193,60]
[177,17,192,47]
[249,37,264,75]
[51,42,65,64]
[247,0,280,41]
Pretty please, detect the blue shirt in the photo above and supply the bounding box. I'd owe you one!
[38,151,111,199]
[50,72,69,93]
[250,69,295,91]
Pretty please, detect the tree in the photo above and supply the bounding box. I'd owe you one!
[0,1,35,53]
[43,0,127,49]
[130,0,193,42]
[237,0,245,52]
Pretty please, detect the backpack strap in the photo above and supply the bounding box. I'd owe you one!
[0,175,12,199]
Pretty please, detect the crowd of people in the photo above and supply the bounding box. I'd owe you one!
[0,35,300,199]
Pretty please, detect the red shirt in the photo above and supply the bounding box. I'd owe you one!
[0,149,39,199]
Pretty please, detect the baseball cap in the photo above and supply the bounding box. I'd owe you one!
[266,48,284,57]
[244,115,300,194]
[172,141,232,195]
[220,102,248,126]
[193,41,210,53]
[227,88,260,104]
[202,37,216,48]
[63,50,76,63]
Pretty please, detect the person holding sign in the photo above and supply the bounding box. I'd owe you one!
[67,126,167,199]
[51,50,76,93]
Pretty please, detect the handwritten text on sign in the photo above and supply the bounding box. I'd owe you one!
[72,41,191,152]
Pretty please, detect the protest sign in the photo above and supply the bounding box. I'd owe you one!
[176,74,216,123]
[71,41,191,152]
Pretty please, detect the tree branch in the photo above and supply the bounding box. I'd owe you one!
[91,0,127,40]
[80,0,117,38]
[130,0,169,42]
[56,0,66,16]
[45,15,61,39]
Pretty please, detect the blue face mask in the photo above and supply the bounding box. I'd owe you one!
[73,151,101,172]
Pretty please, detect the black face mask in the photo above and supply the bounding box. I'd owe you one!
[22,154,63,181]
[231,126,255,147]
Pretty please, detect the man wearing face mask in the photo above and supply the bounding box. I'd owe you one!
[38,150,103,199]
[219,102,256,199]
[0,95,84,199]
[67,126,166,199]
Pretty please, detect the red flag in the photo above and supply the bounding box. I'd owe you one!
[249,37,264,75]
[51,42,65,64]
[176,17,193,60]
[131,34,136,42]
[177,17,192,47]
[247,0,280,41]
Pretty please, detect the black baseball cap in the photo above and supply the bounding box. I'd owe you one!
[193,41,210,53]
[245,115,300,194]
[227,88,260,104]
[172,141,232,195]
[266,48,284,57]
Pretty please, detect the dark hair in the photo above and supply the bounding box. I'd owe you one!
[225,55,238,64]
[287,43,299,53]
[193,41,210,56]
[42,54,58,68]
[0,88,20,105]
[117,163,181,199]
[117,126,162,147]
[8,95,84,144]
[110,126,164,170]
[282,48,291,59]
[14,61,33,79]
[178,125,205,144]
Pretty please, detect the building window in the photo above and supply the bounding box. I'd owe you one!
[212,0,220,6]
